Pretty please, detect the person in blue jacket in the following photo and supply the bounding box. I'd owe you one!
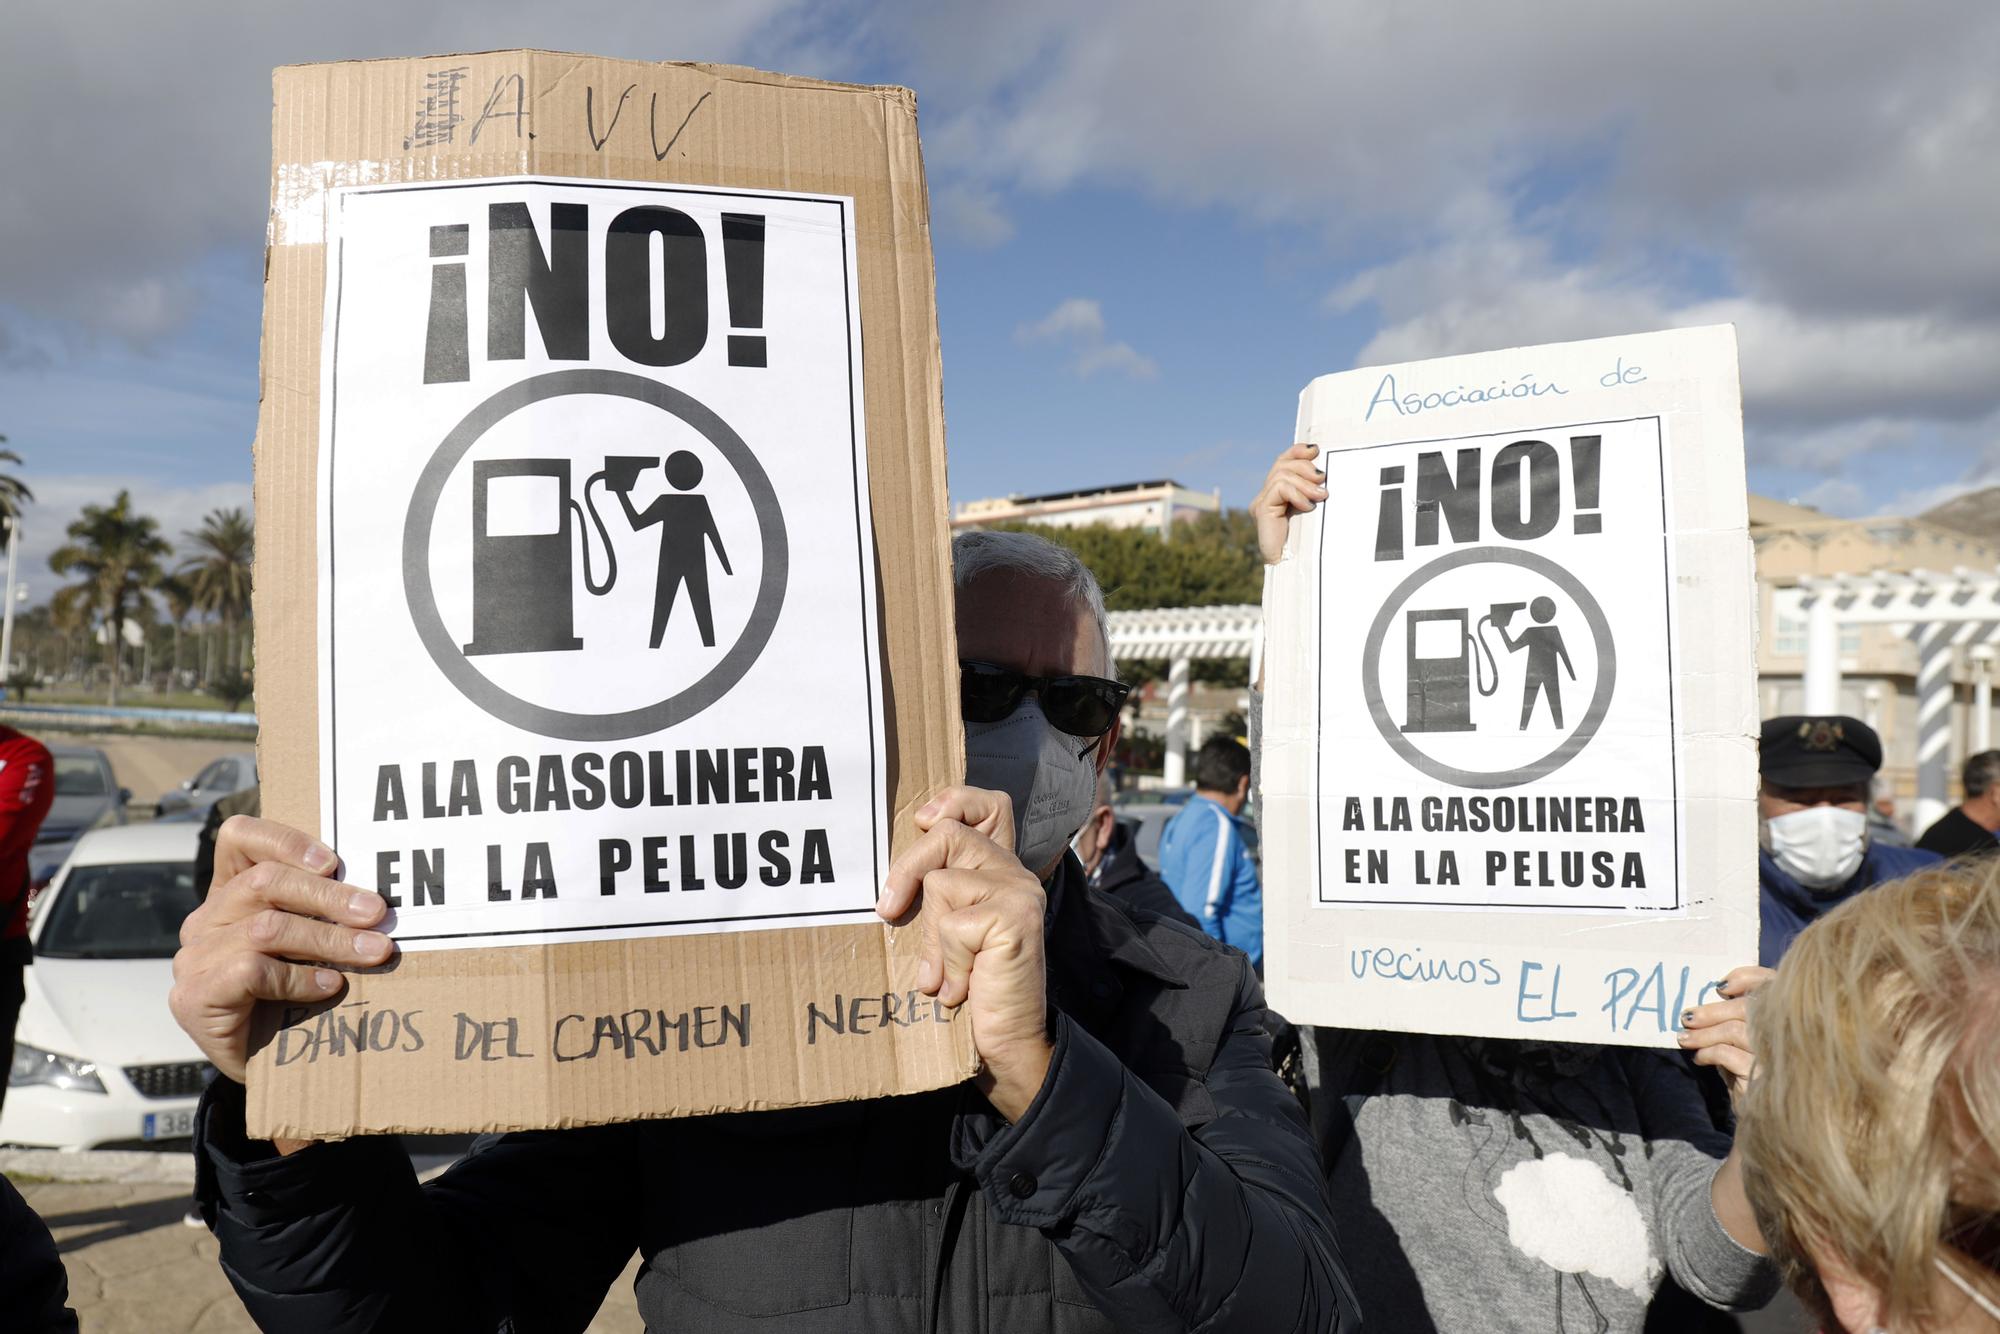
[1159,737,1263,969]
[1758,714,1938,966]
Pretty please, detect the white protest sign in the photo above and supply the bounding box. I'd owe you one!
[318,177,885,950]
[1262,326,1757,1046]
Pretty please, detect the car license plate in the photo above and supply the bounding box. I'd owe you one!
[143,1109,195,1140]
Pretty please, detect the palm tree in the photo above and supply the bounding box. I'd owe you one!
[0,436,33,532]
[48,491,172,705]
[158,572,195,686]
[180,508,254,682]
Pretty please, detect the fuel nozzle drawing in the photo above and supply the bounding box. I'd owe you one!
[1400,595,1574,734]
[462,450,732,656]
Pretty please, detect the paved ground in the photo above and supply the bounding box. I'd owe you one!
[9,1151,1808,1332]
[18,1177,645,1333]
[75,733,249,810]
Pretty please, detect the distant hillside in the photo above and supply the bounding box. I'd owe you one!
[1921,486,2000,542]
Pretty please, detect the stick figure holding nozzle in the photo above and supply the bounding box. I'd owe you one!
[615,449,734,648]
[1498,595,1574,729]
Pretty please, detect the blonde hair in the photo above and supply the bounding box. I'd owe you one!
[1739,858,2000,1330]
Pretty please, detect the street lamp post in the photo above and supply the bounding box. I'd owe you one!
[0,516,19,696]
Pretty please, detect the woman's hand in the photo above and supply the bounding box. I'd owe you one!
[1253,443,1329,565]
[1678,964,1775,1101]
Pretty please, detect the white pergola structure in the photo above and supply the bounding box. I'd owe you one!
[1106,604,1263,786]
[1795,568,2000,832]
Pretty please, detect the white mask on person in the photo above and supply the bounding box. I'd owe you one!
[964,697,1098,878]
[1761,806,1867,889]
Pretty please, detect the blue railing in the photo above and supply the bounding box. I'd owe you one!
[0,701,257,728]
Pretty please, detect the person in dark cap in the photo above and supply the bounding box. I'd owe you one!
[1914,748,2000,859]
[1758,715,1938,966]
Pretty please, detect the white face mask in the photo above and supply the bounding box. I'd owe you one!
[1763,805,1867,890]
[964,697,1099,879]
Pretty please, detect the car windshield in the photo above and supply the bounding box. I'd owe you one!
[36,861,200,960]
[53,756,109,796]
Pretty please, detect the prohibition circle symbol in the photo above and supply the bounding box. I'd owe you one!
[403,368,789,742]
[1360,545,1616,790]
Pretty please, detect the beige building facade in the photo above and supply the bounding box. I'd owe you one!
[1751,494,1999,825]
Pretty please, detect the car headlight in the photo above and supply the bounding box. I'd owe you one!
[8,1043,107,1094]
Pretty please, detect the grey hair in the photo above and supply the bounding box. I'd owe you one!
[951,529,1114,674]
[1965,749,2000,799]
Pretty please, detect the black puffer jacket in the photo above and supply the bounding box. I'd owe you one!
[0,1173,77,1332]
[1089,819,1200,929]
[195,856,1359,1333]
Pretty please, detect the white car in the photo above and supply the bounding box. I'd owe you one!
[2,823,212,1149]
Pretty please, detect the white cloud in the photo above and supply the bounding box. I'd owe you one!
[875,1,2000,497]
[933,181,1015,247]
[1332,227,2000,430]
[0,0,809,338]
[1016,297,1157,378]
[9,0,1999,513]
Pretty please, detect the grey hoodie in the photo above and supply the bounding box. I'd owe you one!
[1309,1028,1778,1332]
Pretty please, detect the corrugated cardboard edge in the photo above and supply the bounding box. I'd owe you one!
[248,51,976,1138]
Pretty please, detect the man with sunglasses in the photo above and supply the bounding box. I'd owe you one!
[169,527,1358,1333]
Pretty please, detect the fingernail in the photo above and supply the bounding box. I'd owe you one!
[1680,1010,1695,1026]
[1711,978,1729,991]
[305,845,338,874]
[1306,443,1318,453]
[315,969,341,993]
[355,931,390,960]
[917,958,940,991]
[348,890,380,919]
[917,798,942,820]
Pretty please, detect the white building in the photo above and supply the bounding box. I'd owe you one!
[953,480,1220,539]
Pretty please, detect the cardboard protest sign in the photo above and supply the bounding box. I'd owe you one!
[249,53,976,1137]
[1262,326,1757,1046]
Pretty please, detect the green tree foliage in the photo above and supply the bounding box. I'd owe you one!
[48,490,171,705]
[992,510,1263,611]
[988,511,1262,685]
[207,668,255,713]
[181,507,255,677]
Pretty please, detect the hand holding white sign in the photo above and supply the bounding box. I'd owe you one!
[877,786,1051,1122]
[1253,442,1329,565]
[1677,964,1773,1097]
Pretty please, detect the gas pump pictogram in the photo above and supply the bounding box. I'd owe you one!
[1400,597,1573,735]
[461,450,738,658]
[1363,547,1615,789]
[405,368,789,743]
[464,457,614,656]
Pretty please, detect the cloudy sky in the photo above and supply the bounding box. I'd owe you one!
[1,1,1996,584]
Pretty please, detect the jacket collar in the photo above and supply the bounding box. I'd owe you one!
[1046,852,1189,996]
[1758,845,1869,920]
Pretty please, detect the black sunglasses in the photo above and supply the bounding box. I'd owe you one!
[959,660,1131,739]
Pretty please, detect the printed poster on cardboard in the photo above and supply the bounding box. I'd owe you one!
[317,176,886,950]
[1316,415,1683,914]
